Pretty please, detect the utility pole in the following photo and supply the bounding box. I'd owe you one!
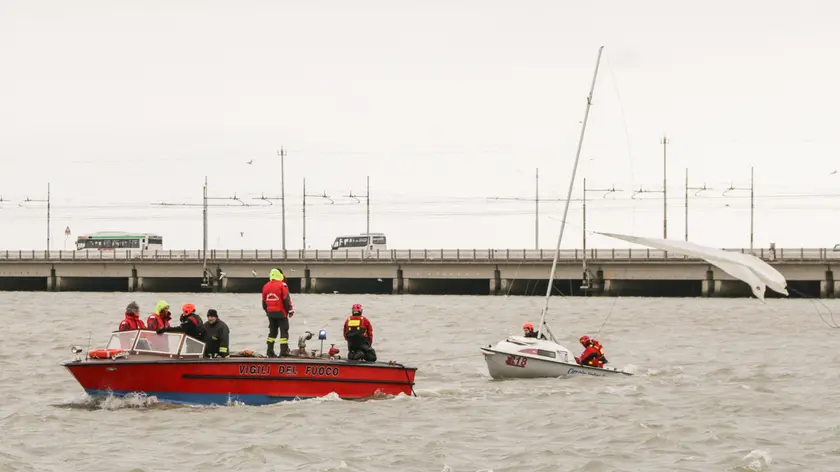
[20,182,51,250]
[203,176,208,283]
[302,177,333,250]
[487,167,544,248]
[684,168,711,241]
[367,175,370,244]
[582,178,622,289]
[535,168,539,249]
[723,166,755,253]
[343,177,371,252]
[661,135,668,239]
[152,178,245,287]
[278,147,287,251]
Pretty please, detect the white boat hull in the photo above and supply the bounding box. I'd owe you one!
[480,336,632,379]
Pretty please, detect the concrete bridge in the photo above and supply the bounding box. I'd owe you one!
[0,247,838,297]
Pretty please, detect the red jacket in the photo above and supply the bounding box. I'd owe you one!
[343,315,373,345]
[147,313,171,330]
[119,312,147,331]
[262,280,293,316]
[576,344,604,368]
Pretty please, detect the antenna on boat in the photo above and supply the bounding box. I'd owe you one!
[536,46,604,342]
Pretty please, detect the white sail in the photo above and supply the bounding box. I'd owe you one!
[595,232,789,301]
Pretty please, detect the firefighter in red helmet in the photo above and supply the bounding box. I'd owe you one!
[522,322,547,339]
[343,303,376,362]
[575,335,607,368]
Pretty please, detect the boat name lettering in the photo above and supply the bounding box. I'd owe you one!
[567,367,599,377]
[239,364,270,376]
[276,365,298,375]
[305,365,340,377]
[505,355,527,368]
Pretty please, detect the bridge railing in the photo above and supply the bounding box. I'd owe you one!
[0,248,837,262]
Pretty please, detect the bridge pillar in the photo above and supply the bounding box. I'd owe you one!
[712,280,750,297]
[490,268,501,295]
[128,268,138,292]
[603,279,622,296]
[47,268,58,292]
[218,276,228,292]
[310,277,318,293]
[392,268,403,294]
[302,269,311,293]
[821,270,834,298]
[833,280,840,299]
[701,269,715,296]
[136,277,145,292]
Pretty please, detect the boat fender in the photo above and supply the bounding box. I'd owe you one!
[88,348,125,360]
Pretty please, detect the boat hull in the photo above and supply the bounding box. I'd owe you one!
[62,357,416,406]
[480,345,631,379]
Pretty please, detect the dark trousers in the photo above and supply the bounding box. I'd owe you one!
[347,335,377,362]
[267,312,290,355]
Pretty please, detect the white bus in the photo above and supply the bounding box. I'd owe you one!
[331,233,387,252]
[75,232,163,252]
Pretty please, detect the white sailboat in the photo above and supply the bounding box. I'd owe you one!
[480,46,633,379]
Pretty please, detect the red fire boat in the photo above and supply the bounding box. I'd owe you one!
[61,329,417,406]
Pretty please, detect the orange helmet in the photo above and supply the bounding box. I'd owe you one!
[579,335,591,345]
[182,303,196,315]
[523,322,534,331]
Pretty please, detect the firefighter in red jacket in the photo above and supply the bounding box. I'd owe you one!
[343,303,376,362]
[262,268,294,357]
[146,300,172,330]
[119,301,147,331]
[575,335,607,368]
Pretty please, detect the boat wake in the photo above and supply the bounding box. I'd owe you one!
[52,391,179,411]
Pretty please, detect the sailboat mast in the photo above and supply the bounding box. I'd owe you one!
[537,46,604,340]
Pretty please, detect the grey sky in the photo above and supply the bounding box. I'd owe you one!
[1,1,838,250]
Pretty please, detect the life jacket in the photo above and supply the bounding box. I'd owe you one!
[119,312,146,331]
[591,340,608,364]
[147,313,171,330]
[344,315,371,342]
[262,280,290,314]
[580,343,605,368]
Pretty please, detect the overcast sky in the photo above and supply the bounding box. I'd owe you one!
[1,0,839,251]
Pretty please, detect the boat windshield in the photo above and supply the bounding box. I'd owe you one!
[134,330,184,355]
[103,330,205,358]
[107,331,140,350]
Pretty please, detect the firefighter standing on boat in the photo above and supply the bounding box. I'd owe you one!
[262,268,294,357]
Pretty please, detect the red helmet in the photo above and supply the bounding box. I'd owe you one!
[182,303,196,315]
[351,303,363,315]
[579,335,591,345]
[523,322,534,331]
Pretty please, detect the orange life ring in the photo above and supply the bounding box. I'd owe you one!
[88,348,125,359]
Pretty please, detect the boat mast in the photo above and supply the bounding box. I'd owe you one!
[537,46,604,340]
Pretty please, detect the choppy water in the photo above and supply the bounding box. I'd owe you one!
[1,292,839,471]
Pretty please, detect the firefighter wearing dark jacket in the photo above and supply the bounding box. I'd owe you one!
[156,303,205,341]
[203,309,230,358]
[343,303,377,362]
[262,268,294,357]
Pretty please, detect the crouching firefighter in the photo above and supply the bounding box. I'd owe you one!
[343,304,377,362]
[262,268,294,357]
[575,335,608,368]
